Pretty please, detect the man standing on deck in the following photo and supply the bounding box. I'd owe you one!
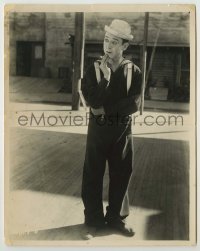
[81,19,142,239]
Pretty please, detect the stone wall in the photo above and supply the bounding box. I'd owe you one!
[9,12,46,76]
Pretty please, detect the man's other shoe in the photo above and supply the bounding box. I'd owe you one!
[106,219,135,237]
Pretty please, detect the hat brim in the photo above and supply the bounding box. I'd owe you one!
[104,25,133,41]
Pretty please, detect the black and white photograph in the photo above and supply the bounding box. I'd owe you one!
[4,4,196,246]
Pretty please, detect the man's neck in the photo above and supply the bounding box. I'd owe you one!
[108,56,124,72]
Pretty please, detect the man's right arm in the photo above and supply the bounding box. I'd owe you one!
[81,65,109,109]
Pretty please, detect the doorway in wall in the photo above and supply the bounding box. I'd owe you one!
[16,41,45,77]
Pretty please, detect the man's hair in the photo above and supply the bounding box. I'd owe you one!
[122,39,129,44]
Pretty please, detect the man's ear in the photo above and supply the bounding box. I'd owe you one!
[122,42,129,51]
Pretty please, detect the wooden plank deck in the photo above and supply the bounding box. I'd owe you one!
[7,127,189,242]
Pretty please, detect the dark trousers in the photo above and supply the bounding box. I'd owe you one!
[81,115,133,227]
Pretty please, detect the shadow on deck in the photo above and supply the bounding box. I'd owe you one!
[8,127,189,240]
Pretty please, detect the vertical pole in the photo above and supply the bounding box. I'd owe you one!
[176,52,182,87]
[72,12,85,110]
[140,12,149,115]
[44,13,47,68]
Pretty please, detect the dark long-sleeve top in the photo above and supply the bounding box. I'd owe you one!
[81,61,142,116]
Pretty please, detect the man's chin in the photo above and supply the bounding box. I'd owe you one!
[108,58,113,64]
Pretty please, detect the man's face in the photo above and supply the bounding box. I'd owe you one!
[103,32,128,60]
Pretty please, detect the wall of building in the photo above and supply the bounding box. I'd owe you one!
[45,13,75,78]
[9,13,46,76]
[150,47,176,88]
[9,12,75,78]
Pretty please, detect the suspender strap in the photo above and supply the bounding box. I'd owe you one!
[94,61,101,83]
[78,79,87,109]
[127,62,132,94]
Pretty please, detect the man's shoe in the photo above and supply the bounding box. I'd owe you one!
[106,219,135,237]
[81,225,97,240]
[81,222,106,240]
